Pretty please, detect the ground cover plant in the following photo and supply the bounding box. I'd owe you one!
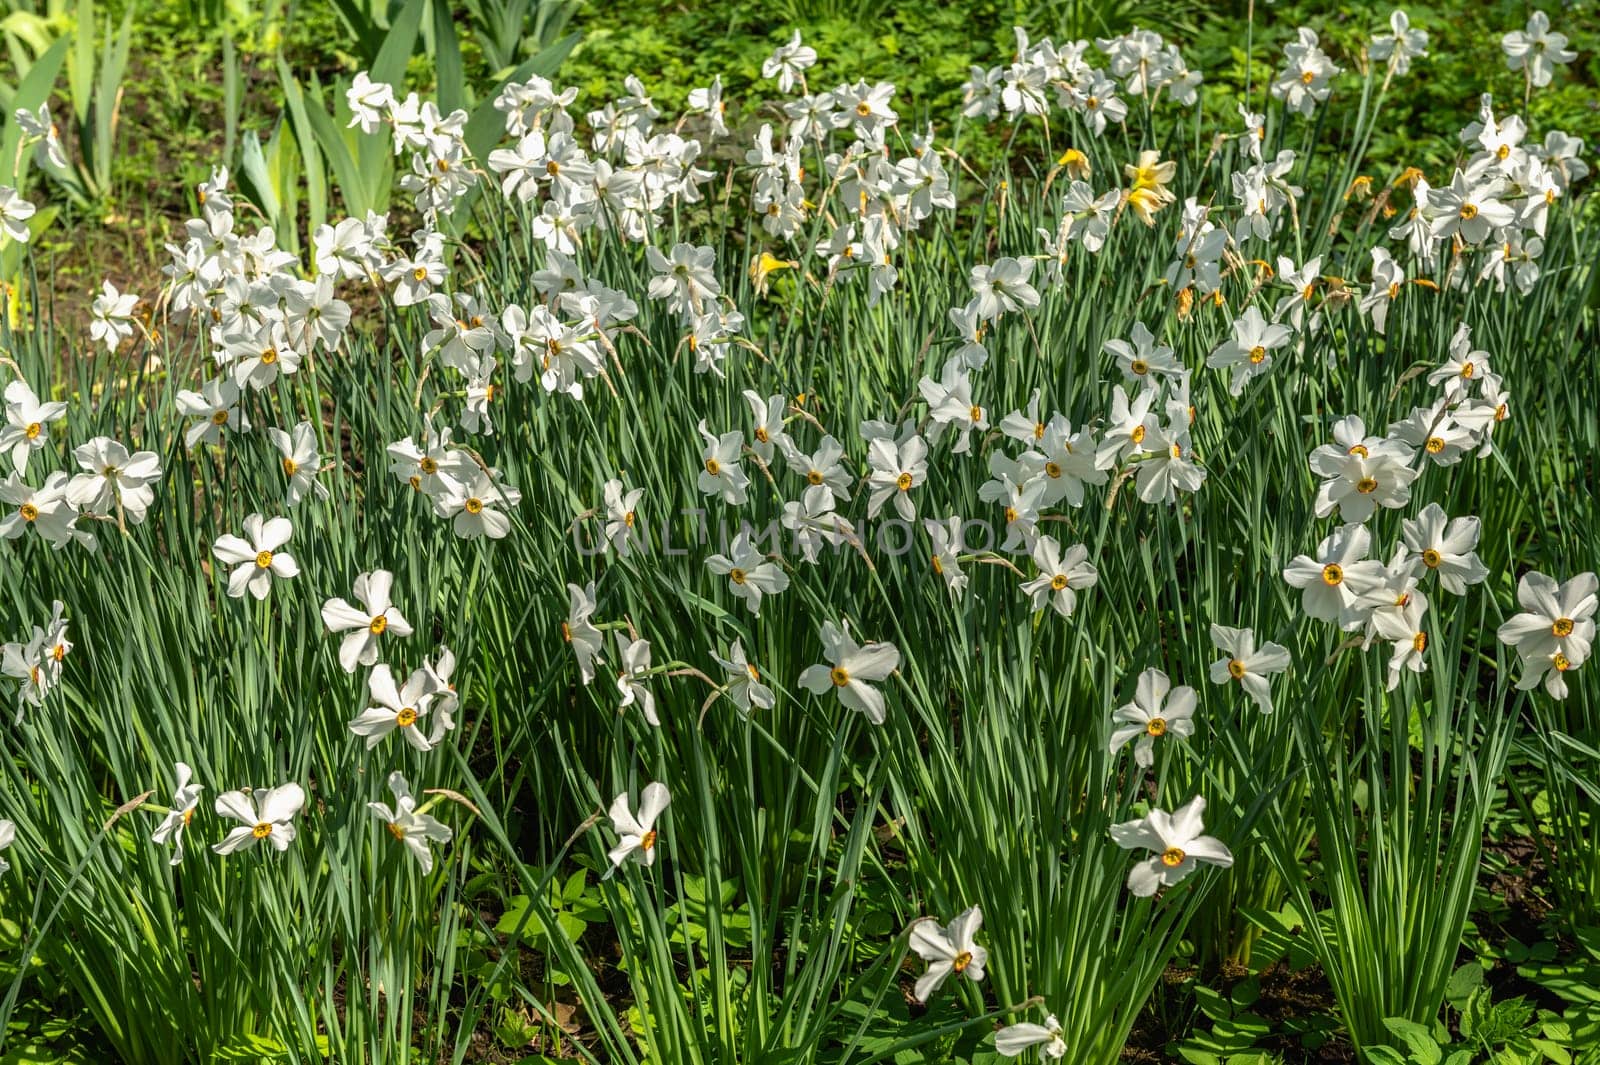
[0,2,1598,1062]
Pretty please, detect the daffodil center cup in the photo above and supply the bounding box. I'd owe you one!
[1553,617,1575,638]
[255,550,273,569]
[1227,658,1247,679]
[1321,563,1344,586]
[1161,846,1186,867]
[829,666,851,687]
[1145,717,1167,737]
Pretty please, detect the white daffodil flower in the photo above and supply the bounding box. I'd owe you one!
[0,186,37,243]
[1110,795,1234,896]
[1502,11,1575,88]
[368,771,453,874]
[349,663,444,751]
[615,633,658,725]
[909,905,987,1003]
[865,432,929,522]
[321,569,414,672]
[1021,535,1098,618]
[267,422,331,506]
[212,783,306,855]
[712,640,774,712]
[706,530,790,616]
[763,31,817,94]
[741,390,790,465]
[563,582,604,685]
[995,1011,1068,1059]
[213,514,299,600]
[1371,590,1431,690]
[1497,571,1596,698]
[0,472,93,550]
[1109,668,1197,768]
[88,280,139,351]
[150,762,205,866]
[435,467,521,540]
[1,380,67,476]
[1400,504,1488,594]
[0,818,14,877]
[1282,524,1386,629]
[1369,10,1429,77]
[923,516,968,598]
[1105,321,1183,385]
[798,621,900,724]
[65,437,163,525]
[1312,445,1418,524]
[388,422,473,499]
[1207,625,1291,713]
[606,782,670,875]
[696,420,750,505]
[176,377,250,450]
[601,478,645,554]
[1206,306,1292,397]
